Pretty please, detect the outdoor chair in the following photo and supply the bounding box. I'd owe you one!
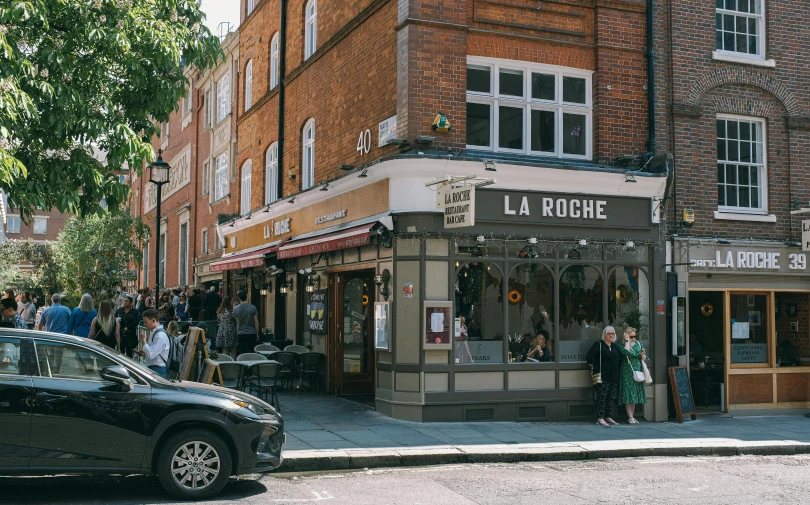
[298,352,325,394]
[255,344,280,353]
[246,362,282,411]
[217,362,244,391]
[284,344,308,354]
[272,351,297,390]
[216,354,234,361]
[237,353,267,362]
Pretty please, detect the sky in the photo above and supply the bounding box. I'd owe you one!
[198,0,240,36]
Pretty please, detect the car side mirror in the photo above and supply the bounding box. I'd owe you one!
[100,364,133,391]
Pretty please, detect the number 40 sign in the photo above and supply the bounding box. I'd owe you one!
[357,129,372,156]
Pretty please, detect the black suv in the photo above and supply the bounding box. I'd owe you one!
[0,328,284,499]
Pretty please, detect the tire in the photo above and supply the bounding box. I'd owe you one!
[157,428,233,500]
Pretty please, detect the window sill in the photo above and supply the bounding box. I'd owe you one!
[181,112,193,131]
[714,211,776,223]
[712,51,775,68]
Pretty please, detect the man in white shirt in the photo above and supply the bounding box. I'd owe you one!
[139,308,170,378]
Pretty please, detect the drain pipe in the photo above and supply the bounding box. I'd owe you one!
[277,0,287,200]
[646,0,656,156]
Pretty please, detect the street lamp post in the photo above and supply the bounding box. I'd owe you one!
[149,149,171,295]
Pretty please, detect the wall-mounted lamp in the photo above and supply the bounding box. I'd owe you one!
[373,269,391,301]
[625,240,636,252]
[625,172,637,183]
[279,279,293,295]
[263,205,271,213]
[259,282,272,296]
[320,182,329,192]
[484,160,496,172]
[578,238,589,249]
[305,274,320,293]
[476,235,486,244]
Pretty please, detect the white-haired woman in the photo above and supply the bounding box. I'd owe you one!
[586,326,622,427]
[70,293,97,338]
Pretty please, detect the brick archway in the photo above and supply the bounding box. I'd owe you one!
[685,67,801,118]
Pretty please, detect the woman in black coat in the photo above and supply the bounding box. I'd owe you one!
[586,326,623,427]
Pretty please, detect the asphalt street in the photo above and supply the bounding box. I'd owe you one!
[3,454,810,504]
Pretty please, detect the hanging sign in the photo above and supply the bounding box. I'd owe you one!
[803,220,810,252]
[440,184,475,228]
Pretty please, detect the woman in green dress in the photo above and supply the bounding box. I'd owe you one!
[620,326,646,424]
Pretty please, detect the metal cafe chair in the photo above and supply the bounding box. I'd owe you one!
[272,351,297,390]
[298,352,325,394]
[255,344,280,353]
[237,353,267,362]
[246,362,282,411]
[216,354,234,361]
[284,345,309,354]
[217,362,244,391]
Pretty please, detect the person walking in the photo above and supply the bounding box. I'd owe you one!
[70,294,97,338]
[139,309,170,379]
[187,288,202,321]
[620,326,647,424]
[233,290,260,356]
[586,325,623,427]
[37,294,72,334]
[1,297,28,329]
[89,300,120,350]
[215,296,237,359]
[203,285,221,321]
[116,295,140,357]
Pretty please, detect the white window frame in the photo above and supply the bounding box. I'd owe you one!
[178,220,189,286]
[265,142,279,204]
[716,114,768,215]
[201,229,209,255]
[241,159,252,215]
[33,216,48,235]
[182,83,192,116]
[216,73,230,124]
[244,60,253,111]
[214,152,229,201]
[6,215,20,234]
[215,231,225,251]
[304,0,317,60]
[247,0,255,15]
[465,56,592,161]
[302,119,315,190]
[202,160,210,196]
[270,33,279,89]
[715,0,766,60]
[204,87,212,127]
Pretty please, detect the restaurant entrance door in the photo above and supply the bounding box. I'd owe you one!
[329,270,375,396]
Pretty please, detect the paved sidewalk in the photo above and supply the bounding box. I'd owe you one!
[276,392,810,473]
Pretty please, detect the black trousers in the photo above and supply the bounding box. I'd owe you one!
[595,382,618,419]
[237,334,258,356]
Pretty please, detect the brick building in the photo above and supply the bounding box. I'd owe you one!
[217,0,669,422]
[661,1,810,413]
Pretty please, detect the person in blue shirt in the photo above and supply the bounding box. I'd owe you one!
[69,293,97,337]
[37,293,73,334]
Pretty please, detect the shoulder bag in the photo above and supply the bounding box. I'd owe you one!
[591,341,602,385]
[627,354,646,382]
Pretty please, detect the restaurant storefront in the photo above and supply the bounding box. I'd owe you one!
[673,239,810,415]
[219,158,670,421]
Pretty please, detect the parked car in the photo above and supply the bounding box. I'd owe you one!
[0,328,284,499]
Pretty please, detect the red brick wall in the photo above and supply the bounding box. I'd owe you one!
[5,208,69,243]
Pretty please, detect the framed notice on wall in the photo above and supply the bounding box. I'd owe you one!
[374,302,390,351]
[424,301,452,350]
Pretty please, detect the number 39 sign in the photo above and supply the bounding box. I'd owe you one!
[357,129,372,156]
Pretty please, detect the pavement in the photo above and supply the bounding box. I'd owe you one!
[277,392,810,473]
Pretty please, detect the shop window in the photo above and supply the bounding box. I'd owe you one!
[608,266,651,351]
[716,0,764,57]
[717,115,766,213]
[729,293,769,364]
[558,265,604,362]
[466,56,592,159]
[775,293,809,366]
[507,264,555,364]
[454,262,504,364]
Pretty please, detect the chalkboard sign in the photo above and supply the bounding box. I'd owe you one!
[669,366,697,423]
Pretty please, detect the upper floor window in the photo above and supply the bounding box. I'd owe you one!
[302,119,315,190]
[33,217,47,235]
[270,33,280,89]
[214,152,228,201]
[202,160,210,196]
[247,0,255,15]
[265,142,279,204]
[161,121,169,139]
[204,88,212,127]
[466,57,592,160]
[216,73,230,124]
[182,82,192,115]
[304,0,317,60]
[717,115,766,213]
[716,0,764,57]
[244,60,253,111]
[241,160,252,215]
[201,229,209,255]
[6,215,20,234]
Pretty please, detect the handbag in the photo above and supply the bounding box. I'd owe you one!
[641,360,653,384]
[627,355,646,382]
[591,342,603,385]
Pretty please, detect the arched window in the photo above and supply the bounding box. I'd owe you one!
[302,119,315,190]
[558,264,604,362]
[608,266,651,351]
[241,160,252,215]
[304,0,317,60]
[507,263,556,364]
[244,60,253,111]
[270,33,279,89]
[265,142,279,204]
[454,262,504,364]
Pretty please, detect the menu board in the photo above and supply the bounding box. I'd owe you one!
[669,366,697,423]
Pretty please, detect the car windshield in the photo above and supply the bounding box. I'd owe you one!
[82,339,172,385]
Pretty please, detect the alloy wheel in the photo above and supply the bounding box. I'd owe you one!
[170,441,221,491]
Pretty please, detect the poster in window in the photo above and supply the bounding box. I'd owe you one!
[374,302,390,351]
[307,289,328,335]
[424,301,452,350]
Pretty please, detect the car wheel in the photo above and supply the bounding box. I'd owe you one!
[157,428,233,500]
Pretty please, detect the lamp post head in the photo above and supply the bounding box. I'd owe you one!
[149,149,171,184]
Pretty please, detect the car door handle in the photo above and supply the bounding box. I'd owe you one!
[36,392,67,402]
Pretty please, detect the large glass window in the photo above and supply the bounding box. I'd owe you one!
[454,262,503,364]
[717,115,765,212]
[558,265,604,362]
[716,0,764,57]
[608,266,650,352]
[507,264,555,364]
[466,56,592,159]
[729,293,769,364]
[265,142,279,204]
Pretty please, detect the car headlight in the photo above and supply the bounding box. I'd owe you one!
[232,400,268,416]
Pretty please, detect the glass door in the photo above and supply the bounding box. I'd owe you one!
[331,271,375,395]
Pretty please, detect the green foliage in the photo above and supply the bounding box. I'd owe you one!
[53,211,149,298]
[0,239,60,295]
[0,0,222,222]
